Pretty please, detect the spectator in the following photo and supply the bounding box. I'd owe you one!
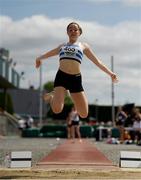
[69,106,82,142]
[25,116,34,129]
[66,114,72,139]
[130,108,141,144]
[28,115,34,128]
[116,106,128,143]
[18,118,26,135]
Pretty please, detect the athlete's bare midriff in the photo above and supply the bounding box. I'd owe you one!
[59,59,81,74]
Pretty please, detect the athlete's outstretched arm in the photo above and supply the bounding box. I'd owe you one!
[35,45,62,68]
[83,43,118,83]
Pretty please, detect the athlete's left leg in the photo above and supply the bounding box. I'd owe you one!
[76,125,81,140]
[70,91,88,118]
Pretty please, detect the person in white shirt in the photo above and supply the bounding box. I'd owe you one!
[69,106,82,142]
[18,118,26,135]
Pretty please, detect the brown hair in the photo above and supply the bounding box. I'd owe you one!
[67,22,82,35]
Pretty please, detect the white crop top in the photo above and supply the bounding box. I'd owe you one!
[59,43,83,64]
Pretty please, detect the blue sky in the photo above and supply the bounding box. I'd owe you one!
[0,0,141,24]
[0,0,141,105]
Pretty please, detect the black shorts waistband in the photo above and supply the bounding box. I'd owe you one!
[58,69,81,77]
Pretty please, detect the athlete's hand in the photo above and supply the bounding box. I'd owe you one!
[35,58,41,68]
[110,73,118,83]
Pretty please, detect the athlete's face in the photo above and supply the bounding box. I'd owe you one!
[67,24,81,40]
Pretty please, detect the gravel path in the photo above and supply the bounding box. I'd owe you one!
[90,139,141,166]
[0,136,141,167]
[0,137,65,167]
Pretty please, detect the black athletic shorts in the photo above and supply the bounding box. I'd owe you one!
[54,69,84,93]
[72,120,79,126]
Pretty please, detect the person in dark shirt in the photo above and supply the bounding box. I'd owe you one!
[116,106,128,142]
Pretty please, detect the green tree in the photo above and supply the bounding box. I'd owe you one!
[64,94,73,105]
[43,81,54,92]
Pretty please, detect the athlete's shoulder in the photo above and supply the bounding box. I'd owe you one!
[58,43,65,48]
[80,42,91,50]
[82,42,90,48]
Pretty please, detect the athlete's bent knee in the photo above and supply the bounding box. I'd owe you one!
[79,111,88,119]
[51,103,64,114]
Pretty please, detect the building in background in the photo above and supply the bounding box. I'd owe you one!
[8,88,47,119]
[0,48,47,120]
[0,48,20,89]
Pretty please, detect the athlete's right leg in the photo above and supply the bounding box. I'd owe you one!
[50,87,66,114]
[76,125,81,139]
[70,91,88,118]
[71,125,75,140]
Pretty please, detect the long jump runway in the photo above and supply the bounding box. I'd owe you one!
[37,139,117,169]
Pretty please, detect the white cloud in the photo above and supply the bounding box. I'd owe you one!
[122,0,141,7]
[84,0,141,7]
[85,0,112,2]
[0,15,141,105]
